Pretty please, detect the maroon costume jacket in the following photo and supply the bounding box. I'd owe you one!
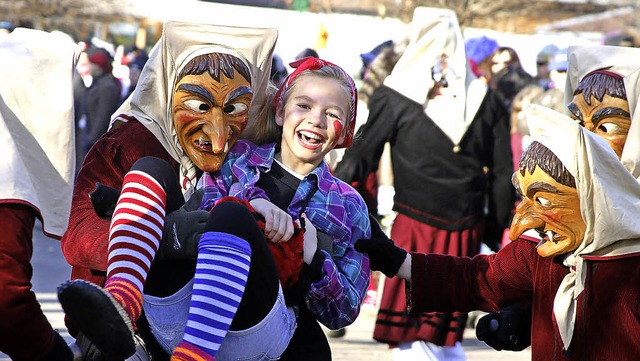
[61,119,178,287]
[408,237,640,360]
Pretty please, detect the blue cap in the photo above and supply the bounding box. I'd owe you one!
[537,44,559,63]
[549,48,568,72]
[0,21,14,32]
[360,40,393,68]
[465,36,499,63]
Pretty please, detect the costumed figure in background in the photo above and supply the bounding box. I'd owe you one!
[357,104,640,360]
[475,44,640,352]
[334,7,514,360]
[0,28,78,360]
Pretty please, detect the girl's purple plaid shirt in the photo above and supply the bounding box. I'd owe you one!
[200,139,371,329]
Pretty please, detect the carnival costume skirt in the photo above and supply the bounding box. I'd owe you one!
[373,213,482,347]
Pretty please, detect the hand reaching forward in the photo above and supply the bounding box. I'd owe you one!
[250,198,294,243]
[354,214,408,279]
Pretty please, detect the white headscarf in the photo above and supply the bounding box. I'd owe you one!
[526,104,640,349]
[112,21,278,197]
[383,7,485,146]
[0,28,77,238]
[565,45,640,179]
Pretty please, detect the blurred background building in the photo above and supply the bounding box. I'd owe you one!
[1,0,638,87]
[2,0,638,45]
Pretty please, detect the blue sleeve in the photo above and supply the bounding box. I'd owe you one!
[305,191,371,329]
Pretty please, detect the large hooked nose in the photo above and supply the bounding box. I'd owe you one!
[509,198,545,241]
[202,108,230,154]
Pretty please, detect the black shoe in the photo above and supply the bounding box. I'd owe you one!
[58,279,136,360]
[326,328,346,338]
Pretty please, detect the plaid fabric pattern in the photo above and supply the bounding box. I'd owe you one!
[200,140,371,329]
[200,140,273,211]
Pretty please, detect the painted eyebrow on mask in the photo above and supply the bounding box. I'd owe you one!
[526,181,561,199]
[225,86,252,105]
[591,107,630,123]
[567,102,583,122]
[177,83,215,106]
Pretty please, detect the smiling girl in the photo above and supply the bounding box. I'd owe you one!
[199,56,371,360]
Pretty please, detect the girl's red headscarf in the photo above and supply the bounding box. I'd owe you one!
[271,56,357,148]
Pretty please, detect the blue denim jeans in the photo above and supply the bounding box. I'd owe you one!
[143,280,297,360]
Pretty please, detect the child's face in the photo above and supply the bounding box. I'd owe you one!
[172,72,253,172]
[509,167,585,258]
[276,74,350,174]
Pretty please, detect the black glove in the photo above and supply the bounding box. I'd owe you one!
[157,189,208,260]
[40,331,75,361]
[475,302,532,351]
[89,183,121,221]
[182,187,205,213]
[354,214,407,278]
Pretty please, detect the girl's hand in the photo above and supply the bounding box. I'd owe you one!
[250,198,294,243]
[301,213,318,264]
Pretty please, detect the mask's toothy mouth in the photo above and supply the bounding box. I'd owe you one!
[195,136,212,150]
[536,229,559,248]
[195,136,230,153]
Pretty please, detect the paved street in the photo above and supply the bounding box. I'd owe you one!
[2,223,531,360]
[326,306,531,361]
